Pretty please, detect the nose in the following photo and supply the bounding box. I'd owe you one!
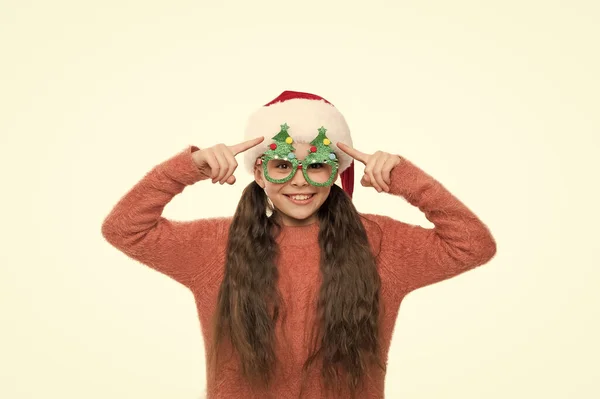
[290,164,308,186]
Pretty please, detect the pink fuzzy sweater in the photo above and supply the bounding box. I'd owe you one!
[101,145,497,398]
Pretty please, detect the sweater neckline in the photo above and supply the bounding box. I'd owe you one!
[276,221,320,247]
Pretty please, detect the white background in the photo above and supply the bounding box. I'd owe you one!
[1,0,598,397]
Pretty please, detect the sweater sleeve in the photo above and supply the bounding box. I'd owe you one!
[377,157,497,294]
[101,145,229,289]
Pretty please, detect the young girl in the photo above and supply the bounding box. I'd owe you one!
[101,90,497,398]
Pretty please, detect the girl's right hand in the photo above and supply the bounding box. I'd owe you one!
[192,136,264,185]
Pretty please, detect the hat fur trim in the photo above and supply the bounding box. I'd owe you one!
[243,98,354,174]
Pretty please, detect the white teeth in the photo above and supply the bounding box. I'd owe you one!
[289,194,312,200]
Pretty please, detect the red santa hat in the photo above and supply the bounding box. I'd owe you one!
[243,90,355,198]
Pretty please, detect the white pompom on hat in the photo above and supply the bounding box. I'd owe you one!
[243,90,355,197]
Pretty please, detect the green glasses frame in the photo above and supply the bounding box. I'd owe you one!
[260,152,339,187]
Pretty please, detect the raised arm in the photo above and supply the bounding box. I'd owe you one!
[101,145,231,288]
[336,143,496,294]
[377,157,497,293]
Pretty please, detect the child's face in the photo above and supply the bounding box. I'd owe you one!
[254,142,337,226]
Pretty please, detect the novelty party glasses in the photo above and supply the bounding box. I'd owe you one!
[260,154,339,186]
[259,124,339,187]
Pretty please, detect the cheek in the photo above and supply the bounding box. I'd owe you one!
[316,187,331,202]
[263,183,285,201]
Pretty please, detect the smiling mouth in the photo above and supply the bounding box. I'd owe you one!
[284,194,315,202]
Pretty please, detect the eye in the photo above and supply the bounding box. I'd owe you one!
[272,160,292,169]
[309,163,324,169]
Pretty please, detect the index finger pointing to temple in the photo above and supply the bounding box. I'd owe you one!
[336,142,368,164]
[229,136,265,155]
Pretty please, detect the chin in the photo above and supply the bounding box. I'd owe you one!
[275,206,319,226]
[270,192,328,225]
[281,207,312,219]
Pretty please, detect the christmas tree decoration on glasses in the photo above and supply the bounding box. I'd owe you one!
[258,123,339,187]
[243,90,355,197]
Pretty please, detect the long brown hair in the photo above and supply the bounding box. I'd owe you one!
[210,180,384,394]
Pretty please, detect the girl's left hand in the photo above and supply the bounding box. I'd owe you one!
[337,142,402,193]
